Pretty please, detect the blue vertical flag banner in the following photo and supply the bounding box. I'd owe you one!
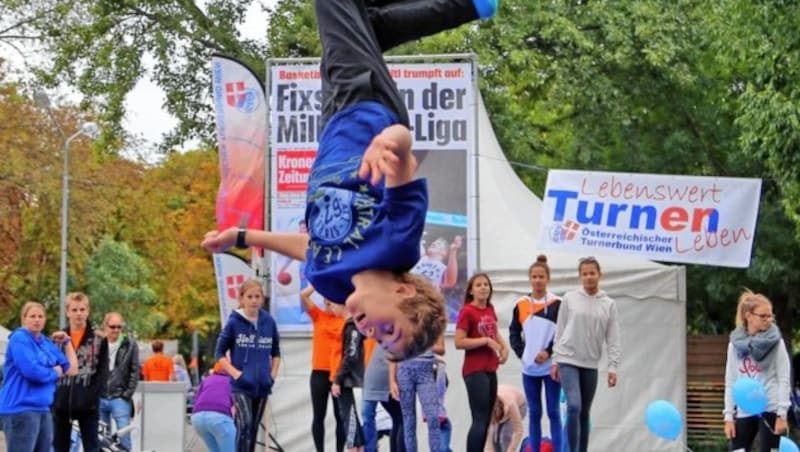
[536,170,762,267]
[268,60,476,332]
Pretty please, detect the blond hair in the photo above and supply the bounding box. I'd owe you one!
[238,279,264,307]
[735,290,772,329]
[65,292,90,309]
[173,354,187,369]
[391,272,447,361]
[20,301,46,323]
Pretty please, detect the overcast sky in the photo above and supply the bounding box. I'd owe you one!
[124,2,271,159]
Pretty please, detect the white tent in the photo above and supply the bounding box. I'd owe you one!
[0,325,10,364]
[267,96,687,451]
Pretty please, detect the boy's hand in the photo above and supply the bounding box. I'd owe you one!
[202,227,236,253]
[358,124,414,187]
[331,383,341,397]
[358,134,402,185]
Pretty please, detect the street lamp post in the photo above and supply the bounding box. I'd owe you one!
[34,91,99,329]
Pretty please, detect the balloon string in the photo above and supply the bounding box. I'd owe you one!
[683,444,694,452]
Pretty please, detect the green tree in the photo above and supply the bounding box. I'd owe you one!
[116,149,220,337]
[704,0,800,239]
[86,236,165,336]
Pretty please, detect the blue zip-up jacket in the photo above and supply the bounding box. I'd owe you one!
[0,328,70,414]
[215,309,281,399]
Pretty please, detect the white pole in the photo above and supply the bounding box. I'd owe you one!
[59,131,81,330]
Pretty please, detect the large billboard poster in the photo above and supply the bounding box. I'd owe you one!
[268,60,475,332]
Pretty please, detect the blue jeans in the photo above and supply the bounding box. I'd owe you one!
[522,374,562,452]
[1,411,53,452]
[439,418,452,452]
[191,411,237,452]
[362,399,379,452]
[558,364,598,452]
[99,398,132,450]
[364,398,405,452]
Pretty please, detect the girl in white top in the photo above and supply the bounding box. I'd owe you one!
[723,291,790,452]
[551,257,620,452]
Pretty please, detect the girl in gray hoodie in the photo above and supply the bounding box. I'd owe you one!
[551,257,621,452]
[723,291,790,452]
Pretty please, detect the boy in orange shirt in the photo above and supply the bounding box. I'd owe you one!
[141,340,174,381]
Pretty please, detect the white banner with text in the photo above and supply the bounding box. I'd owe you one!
[536,170,762,267]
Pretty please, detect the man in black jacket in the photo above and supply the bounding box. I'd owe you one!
[98,312,139,450]
[52,292,109,452]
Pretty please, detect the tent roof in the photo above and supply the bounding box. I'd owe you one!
[475,95,683,302]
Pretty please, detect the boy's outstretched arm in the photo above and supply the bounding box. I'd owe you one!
[358,124,415,188]
[202,227,309,261]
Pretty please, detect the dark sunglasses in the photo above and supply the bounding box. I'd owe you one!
[107,324,124,330]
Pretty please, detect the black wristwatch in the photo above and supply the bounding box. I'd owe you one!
[235,228,248,249]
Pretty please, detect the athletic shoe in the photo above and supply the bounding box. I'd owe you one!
[472,0,498,19]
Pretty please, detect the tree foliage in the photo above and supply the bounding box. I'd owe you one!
[0,78,219,339]
[86,236,164,336]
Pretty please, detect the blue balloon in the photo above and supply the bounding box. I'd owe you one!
[732,377,768,415]
[645,400,683,441]
[780,437,800,452]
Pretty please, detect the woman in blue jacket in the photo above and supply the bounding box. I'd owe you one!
[0,301,78,452]
[216,280,282,452]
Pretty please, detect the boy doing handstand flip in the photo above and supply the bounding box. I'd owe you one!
[203,0,498,360]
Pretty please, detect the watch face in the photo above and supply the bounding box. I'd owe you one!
[237,229,248,248]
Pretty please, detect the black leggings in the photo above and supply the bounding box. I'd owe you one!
[338,387,365,448]
[310,370,345,452]
[315,0,481,126]
[232,392,267,452]
[463,371,498,452]
[729,413,780,452]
